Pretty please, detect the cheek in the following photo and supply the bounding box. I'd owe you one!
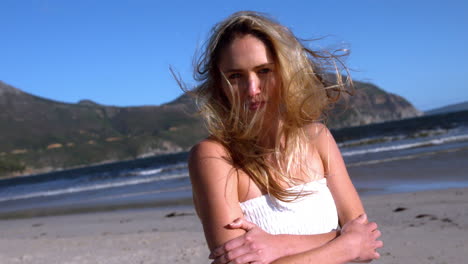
[220,80,240,106]
[220,81,230,98]
[221,79,248,102]
[265,76,280,101]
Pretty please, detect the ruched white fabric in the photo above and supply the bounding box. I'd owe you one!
[239,178,338,235]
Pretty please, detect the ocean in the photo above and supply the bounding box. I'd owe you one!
[1,111,468,219]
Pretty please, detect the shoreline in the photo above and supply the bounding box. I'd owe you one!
[0,187,466,263]
[2,145,468,220]
[0,150,190,180]
[0,185,464,221]
[0,197,194,220]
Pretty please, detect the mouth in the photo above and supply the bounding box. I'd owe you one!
[249,101,265,110]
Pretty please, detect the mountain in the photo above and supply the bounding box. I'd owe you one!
[0,81,205,176]
[327,81,422,128]
[424,101,468,116]
[0,80,420,177]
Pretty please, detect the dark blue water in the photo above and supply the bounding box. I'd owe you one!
[1,114,468,218]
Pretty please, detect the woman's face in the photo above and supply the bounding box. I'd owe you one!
[218,34,279,112]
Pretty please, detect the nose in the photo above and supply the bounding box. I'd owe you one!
[247,73,260,98]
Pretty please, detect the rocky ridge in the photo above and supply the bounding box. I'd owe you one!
[0,79,420,177]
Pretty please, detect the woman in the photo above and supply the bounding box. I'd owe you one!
[187,11,383,264]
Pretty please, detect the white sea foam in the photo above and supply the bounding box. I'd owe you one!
[79,185,193,203]
[346,143,468,168]
[132,163,187,176]
[133,168,163,176]
[341,133,468,157]
[0,173,189,203]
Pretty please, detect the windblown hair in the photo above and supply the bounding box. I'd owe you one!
[191,11,351,201]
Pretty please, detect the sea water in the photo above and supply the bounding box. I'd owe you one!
[1,116,468,217]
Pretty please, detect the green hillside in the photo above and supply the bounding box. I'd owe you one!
[0,80,420,177]
[0,81,205,176]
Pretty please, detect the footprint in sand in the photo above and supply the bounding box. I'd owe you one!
[393,207,407,212]
[415,214,438,220]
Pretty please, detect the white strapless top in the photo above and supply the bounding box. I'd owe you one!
[239,178,338,235]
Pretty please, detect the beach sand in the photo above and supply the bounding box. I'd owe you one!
[0,207,209,264]
[1,147,467,263]
[0,187,466,264]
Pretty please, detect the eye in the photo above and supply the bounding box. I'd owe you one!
[228,73,242,80]
[258,68,272,74]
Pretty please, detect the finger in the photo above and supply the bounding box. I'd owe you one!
[228,251,262,264]
[213,249,254,264]
[356,213,367,223]
[225,218,243,229]
[228,218,256,232]
[210,247,224,259]
[217,245,256,263]
[367,222,377,231]
[211,252,230,264]
[210,236,247,259]
[375,240,384,249]
[351,258,370,263]
[372,229,382,239]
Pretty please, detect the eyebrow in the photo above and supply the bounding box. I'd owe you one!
[222,63,275,73]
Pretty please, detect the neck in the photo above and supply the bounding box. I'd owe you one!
[257,117,283,149]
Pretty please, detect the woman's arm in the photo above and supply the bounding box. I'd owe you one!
[313,124,365,226]
[189,139,246,250]
[273,214,381,264]
[210,219,339,264]
[211,214,381,264]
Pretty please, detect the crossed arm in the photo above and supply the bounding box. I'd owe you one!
[211,214,380,264]
[189,125,382,264]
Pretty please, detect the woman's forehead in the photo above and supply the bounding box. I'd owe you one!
[218,34,274,71]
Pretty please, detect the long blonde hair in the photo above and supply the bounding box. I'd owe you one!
[192,11,351,201]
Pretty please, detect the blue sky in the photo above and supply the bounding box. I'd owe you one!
[1,0,467,111]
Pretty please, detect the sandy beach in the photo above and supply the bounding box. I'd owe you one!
[1,146,468,263]
[0,186,466,264]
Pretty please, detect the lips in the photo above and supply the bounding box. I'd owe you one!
[249,101,265,110]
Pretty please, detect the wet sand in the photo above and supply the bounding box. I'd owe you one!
[349,146,468,195]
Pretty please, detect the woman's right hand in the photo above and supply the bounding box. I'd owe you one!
[340,214,383,262]
[209,218,284,264]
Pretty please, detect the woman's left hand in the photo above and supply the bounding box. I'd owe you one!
[209,218,283,264]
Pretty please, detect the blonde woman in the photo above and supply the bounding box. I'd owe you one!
[187,11,383,264]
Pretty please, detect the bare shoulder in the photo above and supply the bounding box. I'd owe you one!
[304,123,341,174]
[189,138,229,162]
[188,138,233,182]
[304,123,334,150]
[304,122,330,137]
[188,138,244,249]
[188,137,236,201]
